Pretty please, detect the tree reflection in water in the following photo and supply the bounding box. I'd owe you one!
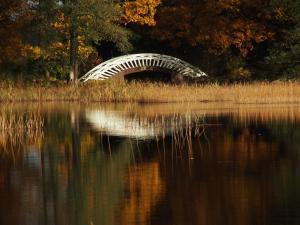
[0,104,300,225]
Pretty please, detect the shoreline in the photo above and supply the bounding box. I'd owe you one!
[0,81,300,104]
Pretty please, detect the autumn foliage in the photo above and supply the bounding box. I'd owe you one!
[0,0,299,79]
[151,0,274,57]
[122,0,161,26]
[0,0,31,63]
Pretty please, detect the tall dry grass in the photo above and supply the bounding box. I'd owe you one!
[0,111,44,131]
[0,111,44,158]
[0,80,300,103]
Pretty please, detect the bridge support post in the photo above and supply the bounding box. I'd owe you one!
[171,73,184,84]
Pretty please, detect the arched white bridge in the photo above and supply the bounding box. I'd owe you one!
[79,53,207,82]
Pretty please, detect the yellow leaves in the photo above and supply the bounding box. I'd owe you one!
[22,38,92,63]
[44,36,93,61]
[51,12,69,35]
[122,0,161,26]
[43,12,94,62]
[47,42,68,60]
[52,21,67,32]
[51,42,65,50]
[273,6,285,20]
[22,45,42,60]
[78,36,93,59]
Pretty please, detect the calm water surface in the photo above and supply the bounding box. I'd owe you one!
[1,103,300,225]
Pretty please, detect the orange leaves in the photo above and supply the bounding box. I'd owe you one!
[0,35,23,62]
[207,20,273,57]
[122,0,161,26]
[51,12,68,35]
[230,21,273,56]
[150,5,193,47]
[151,1,274,57]
[209,32,232,55]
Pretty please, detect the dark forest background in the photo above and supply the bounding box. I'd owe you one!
[1,0,300,82]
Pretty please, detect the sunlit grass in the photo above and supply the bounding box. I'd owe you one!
[0,80,300,103]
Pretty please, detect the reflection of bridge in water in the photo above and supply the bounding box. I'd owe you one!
[84,109,205,139]
[79,54,207,82]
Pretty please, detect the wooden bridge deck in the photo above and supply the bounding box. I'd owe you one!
[79,53,207,82]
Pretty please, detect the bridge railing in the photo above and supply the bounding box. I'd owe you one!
[79,53,207,82]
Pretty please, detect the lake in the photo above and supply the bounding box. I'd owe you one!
[1,103,300,225]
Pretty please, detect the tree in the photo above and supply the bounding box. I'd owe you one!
[0,0,31,63]
[49,0,133,82]
[28,0,160,82]
[150,0,274,57]
[122,0,161,26]
[142,0,280,78]
[265,1,300,78]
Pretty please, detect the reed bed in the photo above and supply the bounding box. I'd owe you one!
[0,101,299,160]
[0,80,300,103]
[0,111,44,131]
[0,111,44,157]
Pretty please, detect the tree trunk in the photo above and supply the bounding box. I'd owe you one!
[69,15,78,84]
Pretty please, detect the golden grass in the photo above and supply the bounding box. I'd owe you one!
[0,110,44,157]
[0,80,300,103]
[0,111,44,131]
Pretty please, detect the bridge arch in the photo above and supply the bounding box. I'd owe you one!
[79,53,207,82]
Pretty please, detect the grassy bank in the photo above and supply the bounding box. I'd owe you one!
[0,80,300,104]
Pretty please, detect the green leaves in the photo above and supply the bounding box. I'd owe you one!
[264,1,300,78]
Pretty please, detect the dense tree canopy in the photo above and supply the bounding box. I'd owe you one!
[0,0,299,81]
[265,0,300,78]
[151,0,274,56]
[0,0,31,63]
